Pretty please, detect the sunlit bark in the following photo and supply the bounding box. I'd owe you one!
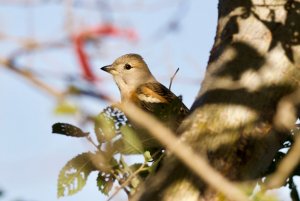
[133,0,300,200]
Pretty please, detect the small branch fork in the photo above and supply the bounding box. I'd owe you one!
[107,162,146,201]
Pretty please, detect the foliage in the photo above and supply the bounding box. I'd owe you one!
[54,101,79,115]
[52,103,300,201]
[52,105,300,200]
[57,152,99,197]
[52,123,89,137]
[52,106,163,199]
[96,172,115,196]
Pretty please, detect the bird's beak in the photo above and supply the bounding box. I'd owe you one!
[101,65,119,75]
[101,65,118,75]
[100,65,113,73]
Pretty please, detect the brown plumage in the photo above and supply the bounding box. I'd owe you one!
[133,82,188,130]
[101,54,189,149]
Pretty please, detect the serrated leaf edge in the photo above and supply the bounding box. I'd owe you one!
[57,152,98,198]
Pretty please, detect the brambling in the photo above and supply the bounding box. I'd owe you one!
[101,54,189,149]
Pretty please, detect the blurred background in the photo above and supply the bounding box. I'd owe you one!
[0,1,290,201]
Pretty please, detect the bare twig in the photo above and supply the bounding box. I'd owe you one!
[110,170,131,196]
[168,67,179,90]
[85,136,99,150]
[107,162,146,201]
[119,102,250,201]
[0,56,64,98]
[264,134,300,189]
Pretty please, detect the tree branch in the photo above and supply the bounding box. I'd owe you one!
[119,102,250,201]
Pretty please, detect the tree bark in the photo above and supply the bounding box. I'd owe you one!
[133,0,300,200]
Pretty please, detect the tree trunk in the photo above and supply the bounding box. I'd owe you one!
[133,0,300,200]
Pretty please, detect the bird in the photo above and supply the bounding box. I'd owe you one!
[101,53,189,150]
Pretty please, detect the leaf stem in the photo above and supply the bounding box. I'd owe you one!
[85,136,99,149]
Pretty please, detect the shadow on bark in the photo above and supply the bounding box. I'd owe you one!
[253,1,300,62]
[193,85,294,120]
[134,1,300,200]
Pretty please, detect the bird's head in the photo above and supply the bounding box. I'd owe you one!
[101,54,156,96]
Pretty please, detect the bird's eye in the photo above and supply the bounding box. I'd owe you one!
[124,64,132,70]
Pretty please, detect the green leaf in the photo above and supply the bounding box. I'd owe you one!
[94,112,117,143]
[128,163,143,171]
[96,172,115,196]
[251,191,278,201]
[143,151,152,162]
[57,152,108,198]
[94,106,129,144]
[54,101,78,115]
[148,153,165,174]
[116,125,144,154]
[129,163,149,179]
[52,123,89,137]
[130,177,140,189]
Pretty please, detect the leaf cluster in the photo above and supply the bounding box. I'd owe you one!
[52,106,163,198]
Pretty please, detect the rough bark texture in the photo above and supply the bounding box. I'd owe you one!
[133,0,300,200]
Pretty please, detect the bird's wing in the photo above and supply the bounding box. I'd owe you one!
[130,82,189,132]
[136,82,177,103]
[134,82,189,116]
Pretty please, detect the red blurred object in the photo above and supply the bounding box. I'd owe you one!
[72,24,138,82]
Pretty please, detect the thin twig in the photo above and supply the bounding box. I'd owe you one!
[0,56,64,98]
[110,170,131,196]
[264,134,300,189]
[107,162,146,201]
[119,102,250,201]
[85,135,99,150]
[169,67,179,90]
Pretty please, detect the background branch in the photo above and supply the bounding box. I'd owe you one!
[0,56,64,98]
